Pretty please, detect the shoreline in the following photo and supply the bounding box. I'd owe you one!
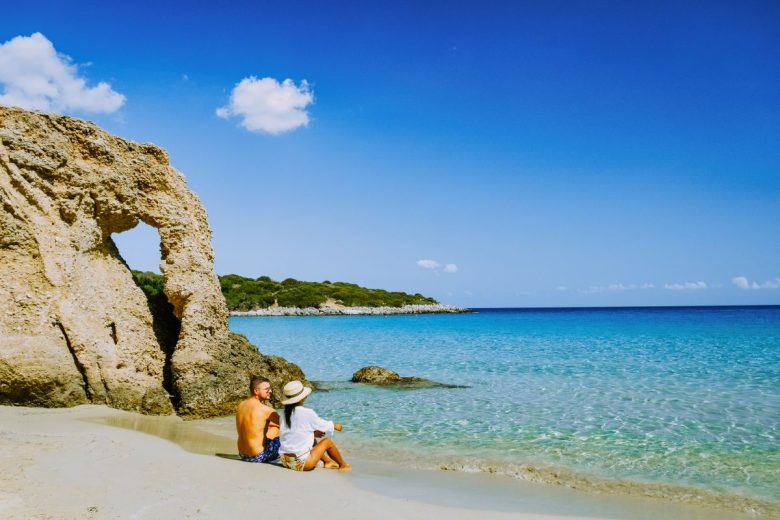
[345,440,779,517]
[229,303,471,316]
[201,412,779,518]
[0,405,761,519]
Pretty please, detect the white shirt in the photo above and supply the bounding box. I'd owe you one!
[279,406,334,458]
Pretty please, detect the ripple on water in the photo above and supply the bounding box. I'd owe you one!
[229,307,780,512]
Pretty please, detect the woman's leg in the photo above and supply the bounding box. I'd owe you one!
[303,438,351,471]
[314,439,337,468]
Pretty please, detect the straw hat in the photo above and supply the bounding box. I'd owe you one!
[281,380,312,405]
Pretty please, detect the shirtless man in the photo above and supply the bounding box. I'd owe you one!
[236,376,280,463]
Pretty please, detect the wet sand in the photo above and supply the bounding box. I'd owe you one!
[0,405,754,519]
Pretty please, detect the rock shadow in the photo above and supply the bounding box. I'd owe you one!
[130,270,182,408]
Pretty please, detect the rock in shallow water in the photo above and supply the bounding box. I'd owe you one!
[351,366,468,389]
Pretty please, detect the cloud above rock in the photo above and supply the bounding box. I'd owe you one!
[216,76,313,134]
[0,33,125,114]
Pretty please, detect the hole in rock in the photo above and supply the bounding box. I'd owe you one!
[111,221,181,407]
[112,221,160,273]
[108,322,117,344]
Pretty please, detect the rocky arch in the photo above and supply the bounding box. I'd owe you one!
[0,106,305,417]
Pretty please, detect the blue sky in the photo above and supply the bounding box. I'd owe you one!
[2,1,779,307]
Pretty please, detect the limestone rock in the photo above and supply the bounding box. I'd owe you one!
[351,366,468,389]
[0,106,305,417]
[352,366,404,384]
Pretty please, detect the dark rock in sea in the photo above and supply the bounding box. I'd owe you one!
[351,366,468,389]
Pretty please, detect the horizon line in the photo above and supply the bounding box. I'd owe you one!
[467,304,780,311]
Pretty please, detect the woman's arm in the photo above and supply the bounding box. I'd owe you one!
[315,423,342,438]
[306,408,335,436]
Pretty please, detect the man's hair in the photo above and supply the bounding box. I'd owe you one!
[250,375,270,393]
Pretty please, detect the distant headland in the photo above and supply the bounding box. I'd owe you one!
[132,271,471,316]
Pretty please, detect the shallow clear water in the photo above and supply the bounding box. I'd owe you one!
[228,306,780,507]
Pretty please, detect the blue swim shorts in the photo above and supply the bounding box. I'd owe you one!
[239,437,280,463]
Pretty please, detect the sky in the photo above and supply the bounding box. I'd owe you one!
[2,1,779,307]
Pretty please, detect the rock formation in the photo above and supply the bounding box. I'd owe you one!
[351,366,468,389]
[0,106,304,417]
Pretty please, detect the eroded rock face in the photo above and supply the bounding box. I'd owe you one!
[0,106,304,417]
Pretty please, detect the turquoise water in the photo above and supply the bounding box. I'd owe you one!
[228,307,780,510]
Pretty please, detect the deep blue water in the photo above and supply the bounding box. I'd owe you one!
[227,306,780,507]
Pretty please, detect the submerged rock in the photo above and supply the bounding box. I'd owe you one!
[0,106,305,417]
[351,366,468,389]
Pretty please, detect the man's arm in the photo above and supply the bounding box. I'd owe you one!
[263,408,280,439]
[267,410,280,429]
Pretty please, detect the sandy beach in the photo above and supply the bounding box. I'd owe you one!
[0,405,754,520]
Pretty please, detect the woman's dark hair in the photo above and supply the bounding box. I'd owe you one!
[284,402,302,427]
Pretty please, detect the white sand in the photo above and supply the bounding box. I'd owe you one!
[0,405,587,519]
[0,405,748,520]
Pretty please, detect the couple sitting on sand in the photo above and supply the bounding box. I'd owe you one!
[235,376,351,471]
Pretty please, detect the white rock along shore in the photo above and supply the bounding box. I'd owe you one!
[230,303,471,316]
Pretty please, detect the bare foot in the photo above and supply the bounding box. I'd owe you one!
[324,461,339,469]
[338,464,352,472]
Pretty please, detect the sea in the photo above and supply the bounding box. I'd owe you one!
[225,306,780,515]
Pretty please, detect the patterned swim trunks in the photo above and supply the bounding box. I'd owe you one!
[280,452,309,471]
[239,437,280,463]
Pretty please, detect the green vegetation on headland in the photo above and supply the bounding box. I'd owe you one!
[131,270,166,299]
[131,271,438,311]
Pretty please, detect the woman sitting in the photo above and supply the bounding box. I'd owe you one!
[278,380,351,471]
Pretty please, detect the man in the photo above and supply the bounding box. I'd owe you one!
[236,376,280,463]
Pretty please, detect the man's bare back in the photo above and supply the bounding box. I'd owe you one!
[236,379,280,457]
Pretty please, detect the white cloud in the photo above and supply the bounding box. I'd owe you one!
[416,259,441,269]
[216,76,313,134]
[555,286,568,291]
[732,276,780,290]
[0,33,125,114]
[417,259,458,274]
[664,281,707,290]
[578,282,654,294]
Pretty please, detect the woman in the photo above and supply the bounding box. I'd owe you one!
[278,380,351,471]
